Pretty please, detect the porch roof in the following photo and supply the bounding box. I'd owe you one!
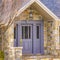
[16,0,59,20]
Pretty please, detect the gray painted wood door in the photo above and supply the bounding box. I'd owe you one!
[19,24,32,54]
[17,20,44,54]
[33,24,41,54]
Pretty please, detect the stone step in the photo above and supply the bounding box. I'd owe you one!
[22,55,60,60]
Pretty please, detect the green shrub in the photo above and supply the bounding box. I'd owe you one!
[0,58,4,60]
[0,51,4,60]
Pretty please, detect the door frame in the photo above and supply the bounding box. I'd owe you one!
[21,24,33,54]
[14,20,44,54]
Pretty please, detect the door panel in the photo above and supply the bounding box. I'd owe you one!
[20,24,32,54]
[33,24,41,54]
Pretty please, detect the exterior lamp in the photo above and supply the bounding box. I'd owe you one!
[29,7,33,20]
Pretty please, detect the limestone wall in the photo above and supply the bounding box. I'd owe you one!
[22,55,60,60]
[15,7,42,21]
[54,20,60,56]
[44,20,54,55]
[43,19,60,56]
[3,24,14,60]
[4,24,14,50]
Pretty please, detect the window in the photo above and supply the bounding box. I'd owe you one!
[14,26,16,39]
[36,26,39,39]
[59,26,60,44]
[14,24,18,47]
[22,26,31,39]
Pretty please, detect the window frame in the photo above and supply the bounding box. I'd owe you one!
[22,25,31,39]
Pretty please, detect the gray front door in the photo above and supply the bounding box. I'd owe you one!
[17,20,44,54]
[33,24,41,54]
[20,24,32,54]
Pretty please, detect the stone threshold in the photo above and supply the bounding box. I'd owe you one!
[22,54,60,58]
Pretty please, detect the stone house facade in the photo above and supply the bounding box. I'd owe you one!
[0,0,60,60]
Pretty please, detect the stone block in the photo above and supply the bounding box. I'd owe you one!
[53,58,60,60]
[41,58,50,60]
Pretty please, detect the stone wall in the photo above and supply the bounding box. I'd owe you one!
[4,47,23,60]
[22,55,60,60]
[4,24,14,50]
[44,21,54,55]
[54,20,60,56]
[15,7,42,21]
[3,24,14,60]
[44,20,60,56]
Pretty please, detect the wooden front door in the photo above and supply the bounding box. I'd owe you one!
[20,24,32,54]
[33,24,41,54]
[16,20,44,54]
